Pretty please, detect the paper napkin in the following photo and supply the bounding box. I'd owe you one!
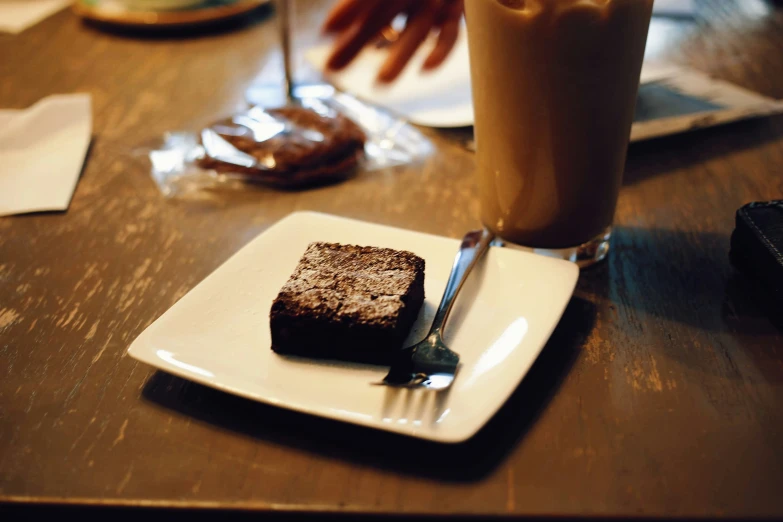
[0,94,92,217]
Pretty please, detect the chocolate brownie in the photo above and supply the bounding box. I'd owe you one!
[198,106,366,189]
[270,242,425,365]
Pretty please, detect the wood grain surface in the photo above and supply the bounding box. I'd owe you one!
[2,0,783,519]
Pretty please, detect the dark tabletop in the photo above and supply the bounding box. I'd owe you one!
[2,0,783,519]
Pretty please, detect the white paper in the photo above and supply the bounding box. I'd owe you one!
[0,94,92,217]
[629,65,783,142]
[0,0,72,34]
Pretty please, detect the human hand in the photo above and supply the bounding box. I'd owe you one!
[323,0,464,83]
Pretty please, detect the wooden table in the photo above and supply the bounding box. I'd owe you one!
[2,1,783,519]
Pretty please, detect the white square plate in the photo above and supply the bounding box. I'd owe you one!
[128,212,579,443]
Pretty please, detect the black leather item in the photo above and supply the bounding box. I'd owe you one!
[730,200,783,302]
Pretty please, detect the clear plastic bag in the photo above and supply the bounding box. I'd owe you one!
[147,85,433,198]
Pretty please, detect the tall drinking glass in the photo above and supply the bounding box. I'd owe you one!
[464,0,654,266]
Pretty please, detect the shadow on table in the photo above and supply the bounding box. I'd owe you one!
[580,225,782,330]
[434,126,474,151]
[79,4,272,41]
[141,297,594,483]
[578,226,733,320]
[581,226,719,326]
[623,114,783,186]
[577,225,783,379]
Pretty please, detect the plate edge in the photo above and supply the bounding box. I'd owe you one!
[126,210,582,444]
[444,260,581,442]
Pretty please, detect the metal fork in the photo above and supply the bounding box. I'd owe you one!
[375,228,495,391]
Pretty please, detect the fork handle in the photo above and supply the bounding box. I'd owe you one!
[428,228,495,337]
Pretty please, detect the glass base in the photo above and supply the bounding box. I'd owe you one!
[491,227,612,269]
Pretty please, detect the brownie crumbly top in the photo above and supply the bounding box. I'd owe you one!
[274,243,425,327]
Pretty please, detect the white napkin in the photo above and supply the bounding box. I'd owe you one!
[0,94,92,217]
[0,0,72,34]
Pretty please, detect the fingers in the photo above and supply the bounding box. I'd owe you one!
[322,0,364,33]
[377,1,439,83]
[326,0,402,72]
[423,0,463,70]
[324,0,460,81]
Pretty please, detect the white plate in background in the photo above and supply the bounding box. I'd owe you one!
[305,30,475,128]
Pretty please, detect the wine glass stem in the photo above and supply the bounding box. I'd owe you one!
[278,0,294,102]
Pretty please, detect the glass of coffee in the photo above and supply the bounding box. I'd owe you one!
[464,0,654,266]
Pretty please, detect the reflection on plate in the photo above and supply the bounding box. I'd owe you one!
[73,0,269,28]
[127,212,579,443]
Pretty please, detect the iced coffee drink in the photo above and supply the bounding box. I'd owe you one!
[465,0,654,264]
